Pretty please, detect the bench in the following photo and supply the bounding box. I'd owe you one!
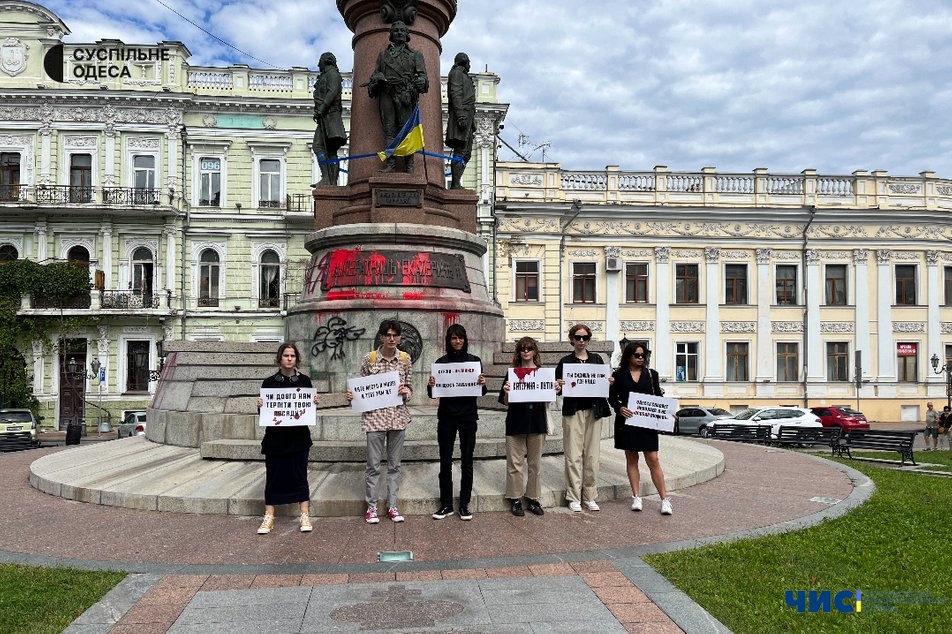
[840,429,917,465]
[774,425,842,449]
[709,424,773,443]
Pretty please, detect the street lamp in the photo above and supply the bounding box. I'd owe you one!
[930,353,952,411]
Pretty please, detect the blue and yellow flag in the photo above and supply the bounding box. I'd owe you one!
[378,105,424,160]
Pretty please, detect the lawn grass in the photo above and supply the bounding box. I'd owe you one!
[645,460,950,633]
[0,564,125,634]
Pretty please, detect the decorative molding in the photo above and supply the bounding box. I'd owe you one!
[756,248,772,265]
[127,136,161,150]
[811,225,868,239]
[775,251,801,261]
[887,182,921,194]
[620,320,654,332]
[941,323,952,334]
[822,251,851,260]
[63,135,98,148]
[805,249,820,265]
[772,321,804,333]
[820,322,854,333]
[567,249,599,257]
[510,174,542,186]
[654,246,670,263]
[722,321,756,333]
[604,246,621,258]
[876,249,893,265]
[938,185,952,196]
[1,37,29,77]
[670,321,704,333]
[927,250,940,265]
[565,321,604,332]
[876,225,930,240]
[509,319,544,331]
[853,249,868,263]
[620,248,653,258]
[893,322,925,333]
[721,250,749,260]
[673,249,701,258]
[704,247,720,263]
[892,251,920,261]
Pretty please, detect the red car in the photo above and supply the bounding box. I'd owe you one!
[810,406,870,432]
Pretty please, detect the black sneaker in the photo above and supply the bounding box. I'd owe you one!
[511,499,525,517]
[432,505,454,520]
[459,506,473,521]
[526,499,545,516]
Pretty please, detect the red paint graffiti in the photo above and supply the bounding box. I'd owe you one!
[512,367,540,381]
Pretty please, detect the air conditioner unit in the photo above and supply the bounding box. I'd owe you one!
[605,256,622,271]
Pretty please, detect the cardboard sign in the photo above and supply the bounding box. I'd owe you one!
[347,371,403,413]
[507,367,557,403]
[625,392,679,432]
[258,387,318,427]
[561,363,611,398]
[431,361,483,398]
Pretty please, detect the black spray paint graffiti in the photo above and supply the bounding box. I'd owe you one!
[311,316,366,361]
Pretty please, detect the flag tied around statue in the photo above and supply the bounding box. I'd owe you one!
[378,105,424,160]
[560,363,611,398]
[506,367,557,403]
[430,361,483,398]
[258,387,317,427]
[347,371,403,413]
[625,392,679,433]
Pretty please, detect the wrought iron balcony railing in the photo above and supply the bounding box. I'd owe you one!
[100,290,167,309]
[0,185,167,207]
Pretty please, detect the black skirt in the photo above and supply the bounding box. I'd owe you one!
[614,419,660,453]
[264,450,310,505]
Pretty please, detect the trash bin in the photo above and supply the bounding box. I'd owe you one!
[65,423,82,446]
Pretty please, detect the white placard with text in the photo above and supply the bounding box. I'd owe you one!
[347,371,403,413]
[507,367,557,403]
[431,361,483,398]
[560,363,611,398]
[258,387,318,427]
[625,392,678,433]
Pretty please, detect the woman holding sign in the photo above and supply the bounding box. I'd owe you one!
[255,342,320,534]
[608,342,672,516]
[499,336,557,517]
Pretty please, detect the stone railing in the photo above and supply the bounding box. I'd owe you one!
[496,164,952,210]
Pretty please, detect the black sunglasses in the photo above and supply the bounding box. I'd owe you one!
[632,353,646,359]
[519,346,535,352]
[573,334,592,341]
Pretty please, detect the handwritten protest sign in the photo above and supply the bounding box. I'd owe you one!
[560,363,610,398]
[431,361,483,398]
[347,371,403,413]
[507,367,557,403]
[258,387,317,427]
[625,392,678,432]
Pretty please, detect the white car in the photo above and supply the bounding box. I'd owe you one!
[709,406,821,438]
[118,411,147,438]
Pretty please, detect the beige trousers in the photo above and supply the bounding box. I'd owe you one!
[562,408,602,503]
[505,433,545,500]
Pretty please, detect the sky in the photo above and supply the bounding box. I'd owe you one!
[33,0,952,177]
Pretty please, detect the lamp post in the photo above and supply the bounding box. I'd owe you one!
[930,353,952,411]
[89,359,105,431]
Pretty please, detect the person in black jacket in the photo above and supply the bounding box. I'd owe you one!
[255,342,320,534]
[608,341,672,516]
[426,324,486,520]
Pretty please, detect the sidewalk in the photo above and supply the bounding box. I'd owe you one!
[0,440,870,633]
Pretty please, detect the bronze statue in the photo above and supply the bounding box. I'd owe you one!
[366,21,428,173]
[313,52,348,186]
[445,52,475,189]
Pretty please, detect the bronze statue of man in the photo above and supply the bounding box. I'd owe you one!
[445,52,475,189]
[366,21,428,173]
[313,52,347,186]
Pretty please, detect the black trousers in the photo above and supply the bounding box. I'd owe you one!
[437,419,477,507]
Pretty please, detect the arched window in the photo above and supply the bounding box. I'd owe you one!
[0,244,18,262]
[132,247,154,307]
[259,250,281,308]
[198,249,220,307]
[67,245,90,265]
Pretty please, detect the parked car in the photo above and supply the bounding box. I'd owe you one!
[810,406,870,432]
[118,411,147,438]
[675,406,734,436]
[0,408,40,450]
[709,406,821,438]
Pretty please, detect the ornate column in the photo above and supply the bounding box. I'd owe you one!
[853,249,870,382]
[100,222,113,289]
[755,248,772,381]
[604,246,621,354]
[805,249,822,382]
[164,224,177,298]
[34,220,48,261]
[654,246,671,376]
[876,249,896,381]
[927,249,941,378]
[103,121,117,187]
[31,340,44,397]
[704,247,722,381]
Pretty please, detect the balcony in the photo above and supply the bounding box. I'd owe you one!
[100,290,169,309]
[0,185,168,207]
[31,293,91,309]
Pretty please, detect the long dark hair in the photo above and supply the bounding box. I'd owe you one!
[274,342,301,367]
[445,323,469,357]
[511,336,541,367]
[619,341,650,370]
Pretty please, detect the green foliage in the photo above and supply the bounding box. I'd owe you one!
[645,462,951,633]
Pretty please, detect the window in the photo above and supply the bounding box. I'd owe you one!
[126,340,150,392]
[675,263,699,303]
[675,342,698,381]
[726,342,749,381]
[259,159,281,207]
[199,157,221,206]
[198,249,220,307]
[132,155,157,204]
[131,247,154,307]
[0,152,20,201]
[514,261,539,301]
[826,342,849,381]
[259,250,281,308]
[69,154,92,203]
[0,244,18,262]
[897,342,917,382]
[572,262,596,303]
[825,264,847,305]
[725,264,747,305]
[776,342,798,382]
[945,266,952,306]
[776,265,797,305]
[895,264,916,305]
[625,263,648,303]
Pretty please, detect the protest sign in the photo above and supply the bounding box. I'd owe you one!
[625,392,678,432]
[258,387,317,427]
[560,363,611,398]
[506,367,557,403]
[347,371,403,413]
[430,361,483,398]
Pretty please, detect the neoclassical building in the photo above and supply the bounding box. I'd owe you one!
[493,163,952,422]
[0,0,506,428]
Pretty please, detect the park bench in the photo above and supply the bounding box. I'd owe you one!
[708,424,772,443]
[773,425,842,449]
[839,429,917,465]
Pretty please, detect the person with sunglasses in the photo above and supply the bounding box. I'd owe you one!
[499,336,555,517]
[608,342,673,515]
[555,324,613,512]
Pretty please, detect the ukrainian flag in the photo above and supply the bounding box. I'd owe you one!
[378,105,424,160]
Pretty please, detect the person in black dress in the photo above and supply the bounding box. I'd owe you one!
[255,342,320,534]
[608,342,672,515]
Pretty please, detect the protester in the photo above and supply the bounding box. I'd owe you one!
[924,402,938,451]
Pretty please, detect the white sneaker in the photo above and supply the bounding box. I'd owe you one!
[661,498,673,515]
[568,501,582,512]
[630,496,643,512]
[583,500,600,511]
[299,513,313,532]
